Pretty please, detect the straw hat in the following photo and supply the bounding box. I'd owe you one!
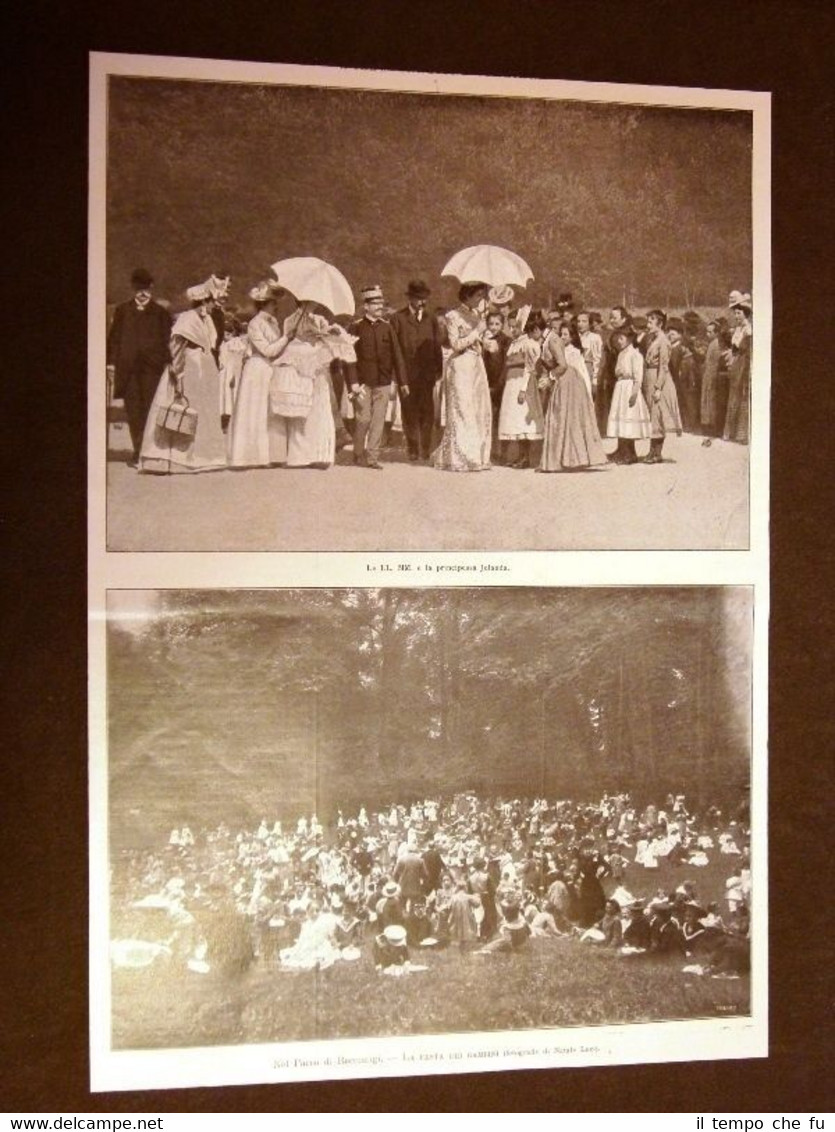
[382,924,407,945]
[186,282,211,302]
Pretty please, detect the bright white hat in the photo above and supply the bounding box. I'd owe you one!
[186,282,212,302]
[383,924,407,945]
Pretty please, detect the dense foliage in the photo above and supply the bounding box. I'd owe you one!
[108,589,751,844]
[107,79,752,310]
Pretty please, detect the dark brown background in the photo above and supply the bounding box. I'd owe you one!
[4,0,833,1113]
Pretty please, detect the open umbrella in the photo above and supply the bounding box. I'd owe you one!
[269,257,355,317]
[440,245,534,289]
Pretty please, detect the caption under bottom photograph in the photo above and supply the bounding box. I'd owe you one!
[97,585,757,1084]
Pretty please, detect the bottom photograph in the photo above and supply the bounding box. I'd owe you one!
[96,585,759,1087]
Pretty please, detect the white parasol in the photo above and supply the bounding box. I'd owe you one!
[270,257,355,317]
[440,245,534,288]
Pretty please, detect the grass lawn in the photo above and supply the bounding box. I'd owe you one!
[111,856,749,1050]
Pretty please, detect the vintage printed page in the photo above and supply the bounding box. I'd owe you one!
[88,52,770,1092]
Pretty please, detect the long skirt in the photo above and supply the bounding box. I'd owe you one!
[498,372,543,440]
[140,352,227,474]
[432,352,492,471]
[272,370,335,467]
[700,354,722,432]
[607,379,652,440]
[724,357,750,443]
[643,368,683,439]
[540,366,607,470]
[227,355,289,467]
[702,373,729,436]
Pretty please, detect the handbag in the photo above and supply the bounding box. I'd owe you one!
[157,394,198,437]
[269,364,314,419]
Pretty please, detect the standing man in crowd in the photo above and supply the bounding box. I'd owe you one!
[633,314,649,356]
[106,267,172,467]
[347,285,408,469]
[390,280,444,462]
[483,308,510,461]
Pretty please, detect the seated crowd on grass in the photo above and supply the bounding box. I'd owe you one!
[112,790,751,981]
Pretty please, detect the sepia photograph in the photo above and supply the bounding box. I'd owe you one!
[94,585,762,1090]
[91,55,769,553]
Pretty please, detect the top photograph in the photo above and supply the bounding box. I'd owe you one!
[91,55,769,553]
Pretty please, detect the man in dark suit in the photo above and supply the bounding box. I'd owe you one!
[421,835,446,896]
[390,279,443,461]
[106,268,172,465]
[668,318,700,432]
[393,844,429,913]
[346,285,408,469]
[482,309,510,460]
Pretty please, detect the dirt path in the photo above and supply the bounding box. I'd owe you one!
[105,427,749,552]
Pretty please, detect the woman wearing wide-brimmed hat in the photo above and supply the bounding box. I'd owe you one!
[228,281,300,468]
[139,281,228,474]
[723,296,752,444]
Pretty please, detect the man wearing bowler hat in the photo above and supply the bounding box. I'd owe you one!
[390,280,444,461]
[106,267,172,466]
[347,285,408,469]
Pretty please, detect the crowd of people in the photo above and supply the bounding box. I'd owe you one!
[111,791,752,983]
[106,268,753,476]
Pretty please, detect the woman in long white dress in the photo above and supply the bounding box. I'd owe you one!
[271,306,357,469]
[139,282,228,474]
[228,282,297,468]
[432,283,497,472]
[606,327,651,465]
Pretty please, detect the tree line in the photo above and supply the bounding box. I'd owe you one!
[106,78,753,312]
[108,588,751,845]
